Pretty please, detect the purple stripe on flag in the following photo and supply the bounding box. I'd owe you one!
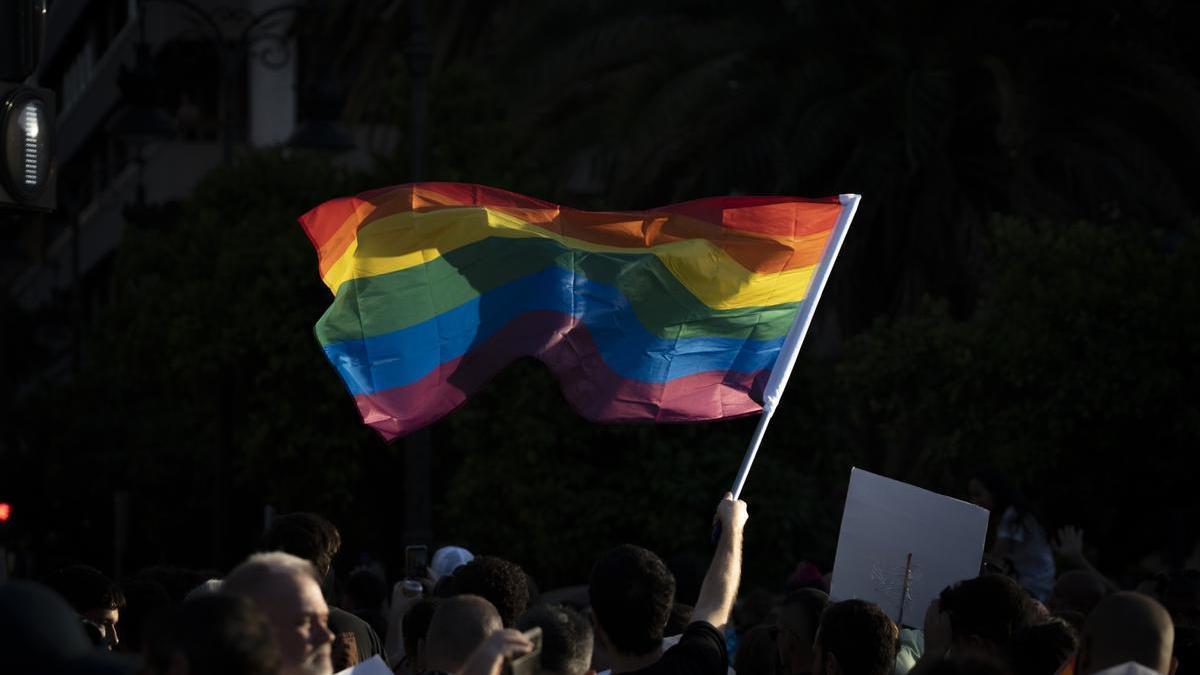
[351,311,769,440]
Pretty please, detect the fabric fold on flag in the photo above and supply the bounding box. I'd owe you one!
[300,182,849,440]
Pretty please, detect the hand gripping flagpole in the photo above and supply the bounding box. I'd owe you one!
[729,194,861,500]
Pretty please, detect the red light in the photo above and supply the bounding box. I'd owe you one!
[0,502,10,522]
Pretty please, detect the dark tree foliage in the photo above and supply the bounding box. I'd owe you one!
[8,153,390,571]
[5,0,1200,588]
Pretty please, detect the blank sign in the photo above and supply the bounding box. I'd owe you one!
[830,467,990,627]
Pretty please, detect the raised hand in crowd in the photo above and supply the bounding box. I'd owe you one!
[457,628,535,675]
[1053,526,1121,595]
[693,492,750,629]
[388,546,476,666]
[1053,526,1087,567]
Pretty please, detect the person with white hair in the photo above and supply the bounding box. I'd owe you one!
[223,552,335,675]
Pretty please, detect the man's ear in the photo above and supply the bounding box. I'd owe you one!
[825,651,841,675]
[1076,638,1091,675]
[777,631,793,660]
[590,609,612,650]
[165,650,190,675]
[1169,656,1179,675]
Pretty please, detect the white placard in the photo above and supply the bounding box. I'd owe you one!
[335,655,393,675]
[829,467,990,627]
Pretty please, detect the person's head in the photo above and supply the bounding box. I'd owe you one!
[589,544,675,657]
[431,546,474,581]
[526,571,542,607]
[135,567,218,604]
[0,581,138,675]
[262,513,342,579]
[1,581,92,670]
[1055,609,1089,635]
[812,599,897,675]
[451,555,531,628]
[402,598,439,672]
[44,564,126,651]
[145,593,281,675]
[666,602,694,636]
[113,576,170,654]
[1173,626,1200,675]
[517,604,595,675]
[433,574,457,598]
[1158,570,1200,628]
[786,562,830,594]
[1051,571,1110,616]
[775,588,831,675]
[1004,618,1079,675]
[1078,592,1175,675]
[939,575,1036,652]
[423,594,503,673]
[926,653,1013,675]
[667,552,708,606]
[223,552,334,675]
[185,579,225,601]
[967,467,1024,515]
[736,624,780,675]
[734,588,780,633]
[345,567,387,612]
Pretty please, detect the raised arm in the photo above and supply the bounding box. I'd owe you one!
[458,628,533,675]
[690,493,749,629]
[1054,526,1122,594]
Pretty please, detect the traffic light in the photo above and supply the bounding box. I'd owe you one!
[0,502,9,582]
[1,0,54,213]
[1,84,55,211]
[0,84,55,211]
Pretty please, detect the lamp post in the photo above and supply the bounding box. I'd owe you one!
[406,0,431,182]
[402,0,433,551]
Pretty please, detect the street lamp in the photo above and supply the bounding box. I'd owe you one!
[402,0,433,551]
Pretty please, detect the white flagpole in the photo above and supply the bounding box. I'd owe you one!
[729,194,861,500]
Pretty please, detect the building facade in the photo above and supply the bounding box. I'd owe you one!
[2,0,384,394]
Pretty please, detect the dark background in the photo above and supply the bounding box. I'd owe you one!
[2,0,1200,596]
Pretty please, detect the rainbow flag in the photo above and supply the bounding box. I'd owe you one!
[300,183,856,440]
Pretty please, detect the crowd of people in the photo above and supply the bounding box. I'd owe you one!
[1,487,1197,675]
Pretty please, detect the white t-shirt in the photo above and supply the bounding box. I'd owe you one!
[1091,662,1164,675]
